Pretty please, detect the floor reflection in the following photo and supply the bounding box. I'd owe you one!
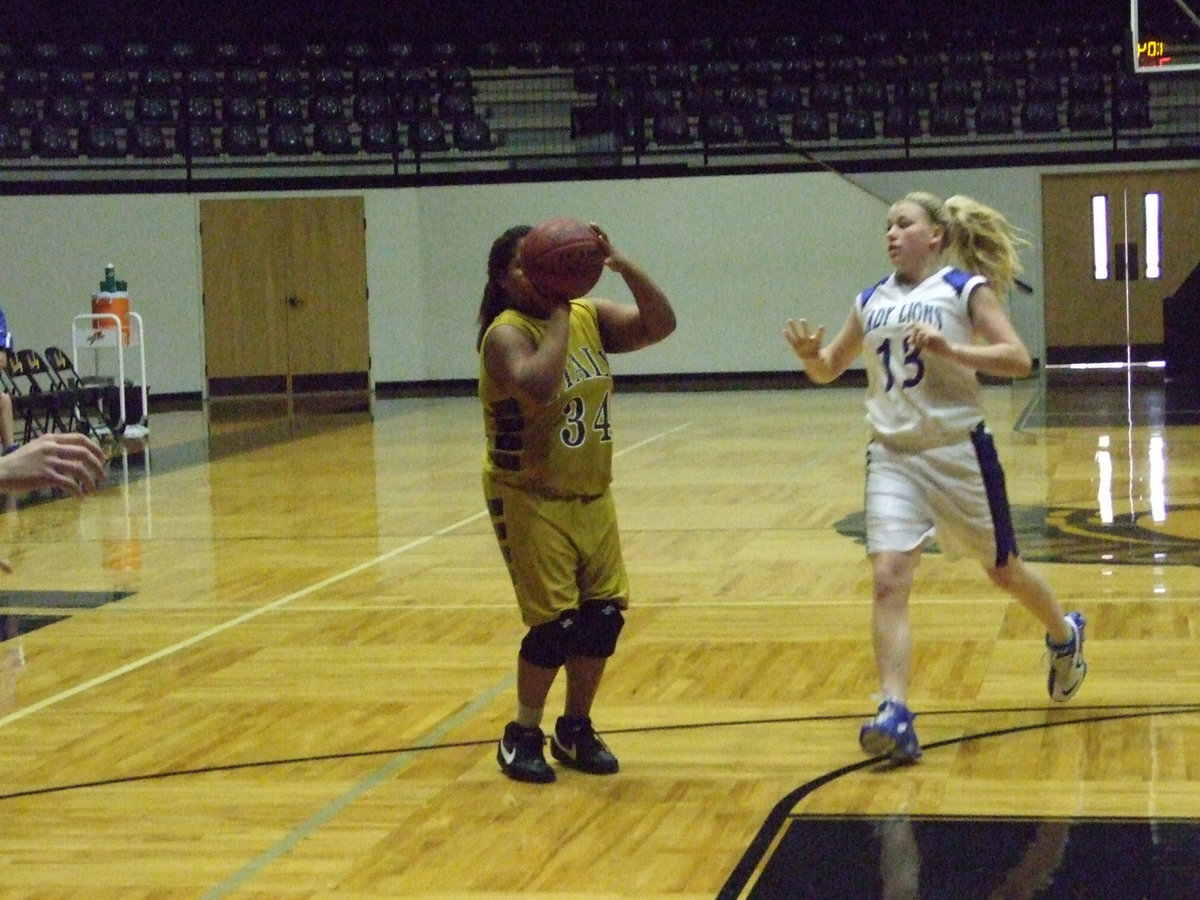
[1020,367,1200,429]
[742,815,1200,898]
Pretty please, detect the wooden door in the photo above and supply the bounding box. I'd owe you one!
[1042,170,1200,363]
[200,196,369,396]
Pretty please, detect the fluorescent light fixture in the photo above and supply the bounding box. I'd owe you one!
[1092,195,1109,280]
[1095,436,1113,524]
[1145,192,1161,278]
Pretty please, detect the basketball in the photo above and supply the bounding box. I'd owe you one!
[519,216,607,300]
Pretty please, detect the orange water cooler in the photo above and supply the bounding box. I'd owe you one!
[91,263,131,345]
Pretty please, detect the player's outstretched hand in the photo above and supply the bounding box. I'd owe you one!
[784,318,825,361]
[0,433,107,497]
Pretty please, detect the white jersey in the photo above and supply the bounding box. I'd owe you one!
[855,265,987,451]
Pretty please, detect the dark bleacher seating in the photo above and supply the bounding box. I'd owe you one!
[836,108,876,140]
[46,95,86,126]
[2,96,38,125]
[808,81,844,112]
[651,112,692,145]
[92,95,128,126]
[226,65,261,96]
[437,89,474,121]
[0,24,1186,175]
[975,101,1016,135]
[47,66,85,97]
[31,122,75,157]
[700,109,740,144]
[474,41,504,70]
[740,109,782,143]
[354,92,391,123]
[267,96,306,124]
[269,122,310,155]
[1022,100,1061,133]
[981,76,1019,105]
[852,79,888,112]
[453,115,494,151]
[791,108,830,142]
[179,123,216,156]
[573,65,608,94]
[6,66,42,96]
[1116,96,1152,130]
[222,123,263,155]
[1067,98,1107,130]
[938,77,975,107]
[184,95,217,124]
[0,122,27,157]
[882,105,921,139]
[185,67,220,97]
[766,84,800,113]
[314,121,353,154]
[311,94,345,123]
[135,95,175,124]
[129,123,171,157]
[929,105,968,137]
[654,62,692,91]
[139,66,175,96]
[361,119,398,153]
[947,50,986,81]
[409,117,448,152]
[355,64,389,95]
[224,95,261,124]
[990,47,1028,77]
[641,87,678,118]
[82,124,122,157]
[1025,75,1062,102]
[269,65,306,98]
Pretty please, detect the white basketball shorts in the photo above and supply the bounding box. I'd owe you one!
[864,423,1018,567]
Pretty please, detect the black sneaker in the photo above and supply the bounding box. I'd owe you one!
[550,715,619,775]
[497,722,555,783]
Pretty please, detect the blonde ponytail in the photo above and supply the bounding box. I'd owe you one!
[943,194,1029,297]
[903,191,1029,296]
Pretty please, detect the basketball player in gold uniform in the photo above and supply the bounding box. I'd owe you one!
[477,223,676,783]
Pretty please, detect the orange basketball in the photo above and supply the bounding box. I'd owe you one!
[519,216,606,300]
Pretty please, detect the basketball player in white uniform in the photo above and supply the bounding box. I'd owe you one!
[784,191,1087,763]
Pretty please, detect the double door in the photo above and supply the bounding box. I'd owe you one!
[1042,170,1200,364]
[200,196,369,398]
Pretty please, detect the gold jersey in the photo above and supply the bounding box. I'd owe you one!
[480,299,614,498]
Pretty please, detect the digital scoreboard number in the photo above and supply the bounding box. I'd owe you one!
[1132,0,1200,71]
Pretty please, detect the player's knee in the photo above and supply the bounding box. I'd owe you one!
[572,599,625,658]
[519,610,578,669]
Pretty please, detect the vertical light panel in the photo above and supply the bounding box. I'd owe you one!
[1095,435,1113,525]
[1149,434,1166,522]
[1144,192,1161,279]
[1091,194,1109,280]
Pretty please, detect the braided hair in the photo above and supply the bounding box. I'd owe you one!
[476,225,532,351]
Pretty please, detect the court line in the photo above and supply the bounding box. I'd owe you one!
[199,679,514,900]
[0,420,691,733]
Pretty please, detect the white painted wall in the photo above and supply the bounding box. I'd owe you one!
[3,162,1164,397]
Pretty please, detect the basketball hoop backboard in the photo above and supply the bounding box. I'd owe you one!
[1132,0,1200,71]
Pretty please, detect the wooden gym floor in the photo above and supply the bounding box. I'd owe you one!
[1,371,1199,898]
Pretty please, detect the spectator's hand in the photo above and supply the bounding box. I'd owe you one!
[0,433,106,497]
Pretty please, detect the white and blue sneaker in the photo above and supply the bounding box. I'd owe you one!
[859,698,922,764]
[1047,611,1088,702]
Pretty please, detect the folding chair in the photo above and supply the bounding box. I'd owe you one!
[1,360,41,445]
[42,346,121,448]
[5,350,56,441]
[12,348,75,435]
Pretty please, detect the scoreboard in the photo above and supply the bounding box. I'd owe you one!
[1132,0,1200,71]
